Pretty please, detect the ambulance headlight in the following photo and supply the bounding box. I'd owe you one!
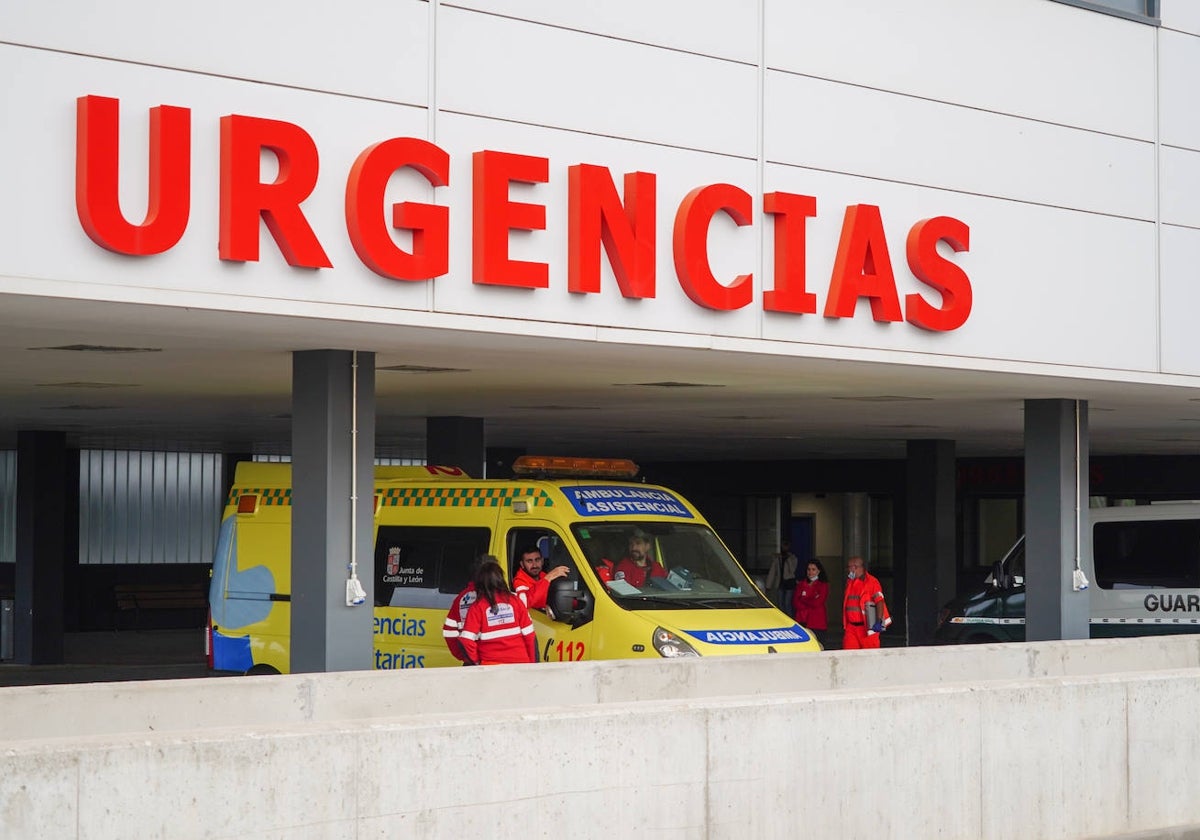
[651,627,699,658]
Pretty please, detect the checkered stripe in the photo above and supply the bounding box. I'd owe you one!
[377,487,554,508]
[226,487,292,506]
[227,486,554,508]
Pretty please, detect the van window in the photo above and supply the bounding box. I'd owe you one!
[374,526,490,608]
[572,521,771,609]
[1093,519,1200,589]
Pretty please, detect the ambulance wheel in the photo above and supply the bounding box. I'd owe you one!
[245,664,281,676]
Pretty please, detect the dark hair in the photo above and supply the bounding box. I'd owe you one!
[474,558,512,609]
[469,553,488,576]
[518,544,542,560]
[806,558,829,583]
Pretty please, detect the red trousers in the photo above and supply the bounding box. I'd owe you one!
[842,623,880,650]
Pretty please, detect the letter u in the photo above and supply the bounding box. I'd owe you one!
[76,95,191,255]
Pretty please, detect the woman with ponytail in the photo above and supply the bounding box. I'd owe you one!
[457,557,537,665]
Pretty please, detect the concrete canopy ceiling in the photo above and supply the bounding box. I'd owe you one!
[3,293,1200,462]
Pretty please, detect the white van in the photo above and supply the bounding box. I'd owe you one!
[935,502,1200,643]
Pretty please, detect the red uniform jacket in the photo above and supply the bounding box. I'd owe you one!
[458,592,537,665]
[442,583,478,662]
[793,578,829,631]
[614,556,667,588]
[843,572,892,633]
[513,567,551,610]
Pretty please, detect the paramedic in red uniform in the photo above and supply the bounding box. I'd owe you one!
[842,556,892,650]
[442,554,487,663]
[512,544,569,610]
[793,559,829,640]
[458,559,537,665]
[614,528,668,588]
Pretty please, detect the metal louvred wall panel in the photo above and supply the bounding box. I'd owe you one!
[79,451,223,566]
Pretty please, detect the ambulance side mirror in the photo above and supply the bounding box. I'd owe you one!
[548,579,593,628]
[991,560,1010,590]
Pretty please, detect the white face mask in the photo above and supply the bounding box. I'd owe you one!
[808,572,819,582]
[848,570,859,580]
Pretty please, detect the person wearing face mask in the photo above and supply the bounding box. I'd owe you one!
[842,556,891,650]
[793,559,829,643]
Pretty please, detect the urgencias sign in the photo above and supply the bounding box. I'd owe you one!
[75,95,972,331]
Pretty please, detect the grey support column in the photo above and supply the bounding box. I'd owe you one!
[427,417,484,477]
[1024,399,1090,641]
[842,492,871,563]
[905,440,956,646]
[15,431,68,664]
[291,350,376,673]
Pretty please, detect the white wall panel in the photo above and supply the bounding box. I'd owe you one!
[0,47,435,314]
[1160,225,1200,376]
[766,0,1156,140]
[1162,1,1200,36]
[433,114,761,339]
[1160,146,1200,228]
[443,0,758,64]
[0,0,429,105]
[437,7,757,157]
[765,72,1156,219]
[1160,28,1200,151]
[760,163,1159,370]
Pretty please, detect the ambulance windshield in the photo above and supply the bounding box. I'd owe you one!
[571,522,770,609]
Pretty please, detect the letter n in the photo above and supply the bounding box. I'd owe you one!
[568,164,656,298]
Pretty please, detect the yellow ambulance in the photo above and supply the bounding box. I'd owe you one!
[207,456,821,673]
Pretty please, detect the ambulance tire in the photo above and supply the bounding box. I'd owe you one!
[245,664,281,676]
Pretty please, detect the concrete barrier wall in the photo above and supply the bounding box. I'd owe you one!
[4,638,1200,839]
[4,635,1200,743]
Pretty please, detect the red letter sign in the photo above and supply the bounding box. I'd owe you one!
[219,115,330,268]
[345,138,449,281]
[673,183,753,311]
[75,95,190,255]
[567,164,656,298]
[763,192,817,314]
[905,216,972,331]
[472,150,549,288]
[824,204,902,322]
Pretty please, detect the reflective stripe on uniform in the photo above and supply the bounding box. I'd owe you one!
[477,625,535,641]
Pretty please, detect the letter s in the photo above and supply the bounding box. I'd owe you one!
[904,216,971,331]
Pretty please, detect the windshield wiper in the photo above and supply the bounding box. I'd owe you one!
[693,597,756,609]
[616,594,692,608]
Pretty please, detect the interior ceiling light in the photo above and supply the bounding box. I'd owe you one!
[831,395,932,402]
[618,381,724,388]
[35,381,137,389]
[29,344,163,353]
[44,404,117,411]
[378,364,468,373]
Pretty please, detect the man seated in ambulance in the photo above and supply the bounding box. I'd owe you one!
[513,544,569,611]
[613,528,668,589]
